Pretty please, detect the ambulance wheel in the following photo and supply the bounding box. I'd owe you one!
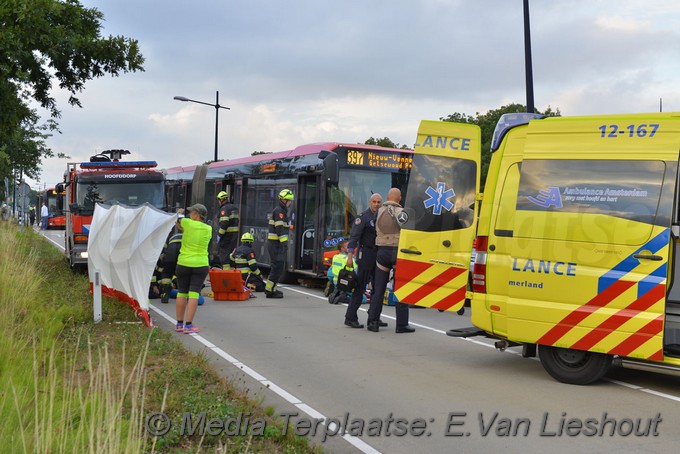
[538,345,612,385]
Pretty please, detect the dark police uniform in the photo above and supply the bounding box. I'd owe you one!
[344,208,378,324]
[265,200,289,296]
[217,199,239,267]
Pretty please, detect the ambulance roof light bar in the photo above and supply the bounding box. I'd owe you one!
[490,113,544,153]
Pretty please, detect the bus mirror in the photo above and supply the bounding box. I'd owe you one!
[56,193,64,212]
[55,183,64,193]
[320,150,339,186]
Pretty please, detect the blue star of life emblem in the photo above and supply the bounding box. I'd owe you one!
[423,182,455,215]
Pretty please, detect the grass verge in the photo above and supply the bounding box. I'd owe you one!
[0,221,319,453]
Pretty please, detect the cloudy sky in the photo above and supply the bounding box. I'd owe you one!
[27,0,680,189]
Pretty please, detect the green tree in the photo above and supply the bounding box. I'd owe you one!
[0,112,59,185]
[0,0,144,186]
[441,104,560,189]
[364,137,410,149]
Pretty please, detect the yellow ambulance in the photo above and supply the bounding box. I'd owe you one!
[395,112,680,384]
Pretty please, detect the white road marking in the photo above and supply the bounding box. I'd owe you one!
[282,285,680,402]
[42,233,65,251]
[41,227,680,430]
[150,303,382,454]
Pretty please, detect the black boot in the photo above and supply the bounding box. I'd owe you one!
[159,283,172,304]
[265,290,283,299]
[367,320,379,332]
[344,320,364,329]
[395,325,416,333]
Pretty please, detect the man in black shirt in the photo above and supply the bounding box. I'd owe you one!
[344,193,387,329]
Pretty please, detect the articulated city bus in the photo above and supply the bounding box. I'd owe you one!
[164,142,413,279]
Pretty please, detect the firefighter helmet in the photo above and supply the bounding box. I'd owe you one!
[279,189,294,201]
[241,232,254,243]
[217,191,229,201]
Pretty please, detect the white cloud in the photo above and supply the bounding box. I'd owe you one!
[595,15,650,32]
[22,0,680,189]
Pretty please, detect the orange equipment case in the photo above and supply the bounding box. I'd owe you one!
[209,269,250,301]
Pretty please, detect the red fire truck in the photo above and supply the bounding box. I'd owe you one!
[57,150,166,269]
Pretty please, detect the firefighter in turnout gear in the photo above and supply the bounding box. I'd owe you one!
[229,232,265,292]
[158,229,183,303]
[265,189,293,298]
[216,190,239,268]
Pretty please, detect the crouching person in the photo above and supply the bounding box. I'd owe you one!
[230,232,265,292]
[159,219,184,303]
[328,240,356,305]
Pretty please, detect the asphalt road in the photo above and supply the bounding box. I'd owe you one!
[41,228,680,453]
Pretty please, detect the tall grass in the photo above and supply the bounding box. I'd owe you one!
[0,221,317,453]
[0,222,148,452]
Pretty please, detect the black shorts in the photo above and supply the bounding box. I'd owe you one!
[175,264,210,294]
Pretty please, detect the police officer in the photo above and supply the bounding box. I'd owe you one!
[367,188,414,333]
[265,189,294,298]
[343,193,388,329]
[229,232,265,291]
[216,190,239,268]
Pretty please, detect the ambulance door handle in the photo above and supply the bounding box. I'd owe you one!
[633,254,663,261]
[401,248,422,255]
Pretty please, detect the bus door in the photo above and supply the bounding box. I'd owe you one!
[232,180,243,225]
[394,120,481,313]
[295,174,322,273]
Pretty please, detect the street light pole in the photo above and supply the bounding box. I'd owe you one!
[523,0,535,114]
[173,91,230,162]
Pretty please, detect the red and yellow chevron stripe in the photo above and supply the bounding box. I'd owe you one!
[394,258,468,312]
[535,281,665,360]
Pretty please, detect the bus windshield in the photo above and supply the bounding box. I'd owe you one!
[325,167,409,240]
[46,192,62,217]
[76,181,165,211]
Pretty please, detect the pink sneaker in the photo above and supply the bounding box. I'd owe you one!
[184,325,200,334]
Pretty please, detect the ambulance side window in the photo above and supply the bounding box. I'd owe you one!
[494,163,520,237]
[514,159,665,245]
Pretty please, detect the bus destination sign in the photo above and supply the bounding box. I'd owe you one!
[345,149,412,171]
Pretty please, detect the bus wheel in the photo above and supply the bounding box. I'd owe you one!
[538,345,612,385]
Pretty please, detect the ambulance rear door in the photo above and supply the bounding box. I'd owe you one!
[394,120,481,313]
